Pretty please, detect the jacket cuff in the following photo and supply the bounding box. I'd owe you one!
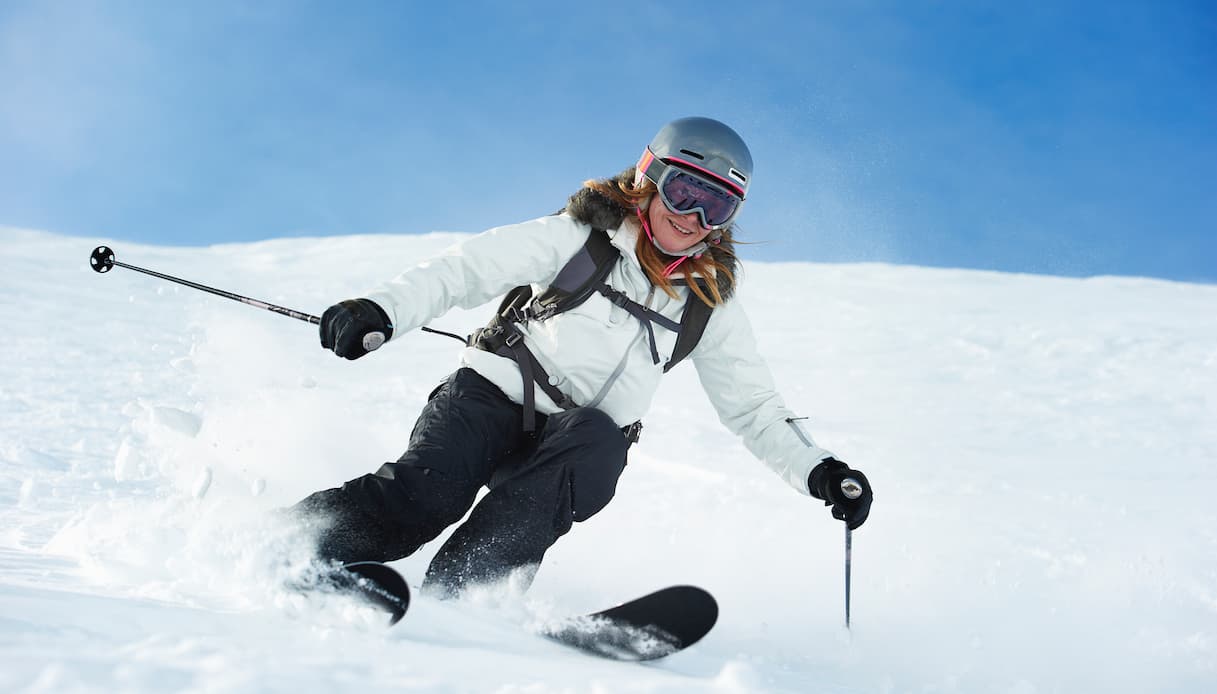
[807,457,846,500]
[363,292,400,342]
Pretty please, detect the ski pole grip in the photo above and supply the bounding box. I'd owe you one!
[840,477,863,500]
[362,332,387,352]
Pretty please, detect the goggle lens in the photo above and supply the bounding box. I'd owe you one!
[659,169,742,229]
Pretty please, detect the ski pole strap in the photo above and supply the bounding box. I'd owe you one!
[595,284,682,365]
[420,326,467,344]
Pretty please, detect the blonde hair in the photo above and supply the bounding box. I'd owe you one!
[582,168,736,307]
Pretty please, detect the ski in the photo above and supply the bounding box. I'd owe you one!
[295,568,714,661]
[325,561,412,626]
[539,585,718,661]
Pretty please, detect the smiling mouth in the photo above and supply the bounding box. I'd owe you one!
[670,219,698,236]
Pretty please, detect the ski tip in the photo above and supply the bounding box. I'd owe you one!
[544,584,719,661]
[665,585,719,640]
[341,561,411,625]
[656,585,718,624]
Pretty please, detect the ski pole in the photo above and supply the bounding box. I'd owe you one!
[90,245,322,325]
[840,477,863,630]
[845,523,853,629]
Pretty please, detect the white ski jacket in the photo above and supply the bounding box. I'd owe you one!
[365,213,834,495]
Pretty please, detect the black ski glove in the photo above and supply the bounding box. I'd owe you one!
[319,298,394,360]
[808,458,873,530]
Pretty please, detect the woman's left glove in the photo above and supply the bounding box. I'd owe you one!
[808,458,873,530]
[319,298,394,360]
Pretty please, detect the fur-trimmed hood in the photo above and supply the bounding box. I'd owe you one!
[565,183,739,301]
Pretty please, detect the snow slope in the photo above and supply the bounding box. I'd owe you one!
[2,227,1215,693]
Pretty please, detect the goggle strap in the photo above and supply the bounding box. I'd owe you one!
[637,148,667,186]
[635,207,654,243]
[663,256,687,277]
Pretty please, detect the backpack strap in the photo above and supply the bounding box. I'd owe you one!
[527,227,618,319]
[470,228,620,432]
[595,284,681,365]
[493,321,577,432]
[466,226,715,434]
[665,286,713,372]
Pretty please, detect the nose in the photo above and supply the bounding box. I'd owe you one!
[681,209,710,230]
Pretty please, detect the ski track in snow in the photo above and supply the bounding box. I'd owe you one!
[2,227,1215,693]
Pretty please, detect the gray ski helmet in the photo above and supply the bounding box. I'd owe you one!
[635,117,753,198]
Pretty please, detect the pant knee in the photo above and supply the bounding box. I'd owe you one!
[538,408,628,522]
[343,464,478,538]
[570,454,625,521]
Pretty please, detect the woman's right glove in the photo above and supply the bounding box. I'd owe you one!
[808,458,873,530]
[319,298,394,360]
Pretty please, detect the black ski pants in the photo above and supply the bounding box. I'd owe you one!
[292,368,630,595]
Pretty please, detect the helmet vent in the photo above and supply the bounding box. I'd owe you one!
[678,149,705,160]
[728,168,748,185]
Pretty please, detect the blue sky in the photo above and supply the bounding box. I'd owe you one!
[2,1,1214,282]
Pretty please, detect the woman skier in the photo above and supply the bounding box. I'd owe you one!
[293,117,873,596]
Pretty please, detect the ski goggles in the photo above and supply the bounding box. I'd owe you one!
[654,165,744,230]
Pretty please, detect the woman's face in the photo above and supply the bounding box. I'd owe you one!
[647,194,712,253]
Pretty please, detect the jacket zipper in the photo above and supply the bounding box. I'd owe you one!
[786,417,815,448]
